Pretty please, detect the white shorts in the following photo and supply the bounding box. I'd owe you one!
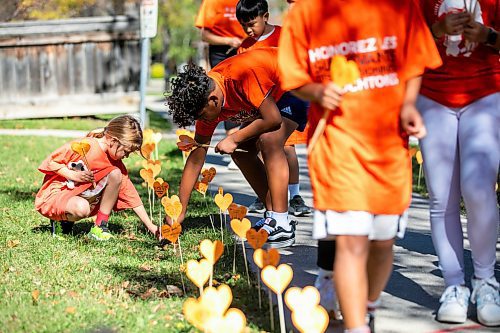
[312,210,408,241]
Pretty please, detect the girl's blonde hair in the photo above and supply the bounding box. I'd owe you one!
[87,115,143,153]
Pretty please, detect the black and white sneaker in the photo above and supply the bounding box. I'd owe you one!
[253,217,295,248]
[288,195,312,216]
[248,198,266,213]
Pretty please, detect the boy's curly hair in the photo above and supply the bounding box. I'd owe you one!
[166,64,215,128]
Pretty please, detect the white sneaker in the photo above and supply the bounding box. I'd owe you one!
[436,285,470,323]
[471,277,500,326]
[314,269,341,320]
[227,160,239,170]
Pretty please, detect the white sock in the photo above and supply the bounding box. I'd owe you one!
[288,183,300,199]
[271,211,290,230]
[344,325,370,333]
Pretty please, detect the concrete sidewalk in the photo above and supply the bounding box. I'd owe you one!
[202,138,500,333]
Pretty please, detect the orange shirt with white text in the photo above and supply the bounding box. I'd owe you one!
[278,0,442,214]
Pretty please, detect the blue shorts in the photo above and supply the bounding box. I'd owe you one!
[276,92,309,132]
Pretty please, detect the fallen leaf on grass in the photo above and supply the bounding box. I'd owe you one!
[7,240,20,248]
[65,306,76,314]
[152,304,164,313]
[166,285,183,296]
[139,263,152,272]
[121,281,130,289]
[31,290,40,304]
[106,309,115,315]
[140,287,157,300]
[67,291,78,298]
[124,233,137,241]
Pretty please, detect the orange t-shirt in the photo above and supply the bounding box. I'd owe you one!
[195,47,284,137]
[237,26,309,145]
[237,26,282,54]
[35,137,142,220]
[278,0,442,214]
[419,0,500,107]
[195,0,246,39]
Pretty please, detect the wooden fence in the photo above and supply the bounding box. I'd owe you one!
[0,16,141,118]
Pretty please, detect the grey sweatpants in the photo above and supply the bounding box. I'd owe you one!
[417,93,499,287]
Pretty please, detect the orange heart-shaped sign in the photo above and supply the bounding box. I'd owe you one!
[230,218,251,239]
[291,305,329,333]
[177,135,198,152]
[143,129,154,143]
[201,167,216,183]
[161,222,182,243]
[409,147,418,158]
[205,308,247,333]
[285,286,321,313]
[146,160,161,177]
[152,132,162,145]
[183,297,207,331]
[164,201,183,221]
[253,248,280,269]
[71,140,91,156]
[186,258,211,289]
[153,180,169,198]
[228,203,248,220]
[176,128,195,138]
[330,55,360,88]
[177,141,196,152]
[194,180,209,196]
[416,151,424,164]
[200,239,224,265]
[214,193,233,211]
[141,142,155,159]
[139,168,154,187]
[246,229,268,250]
[202,284,233,317]
[261,264,293,294]
[161,196,172,208]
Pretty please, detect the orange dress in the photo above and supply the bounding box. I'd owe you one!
[35,137,142,221]
[278,0,442,214]
[195,48,284,137]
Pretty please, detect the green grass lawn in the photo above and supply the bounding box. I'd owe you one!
[0,111,171,133]
[0,135,270,332]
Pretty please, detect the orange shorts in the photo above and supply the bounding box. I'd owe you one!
[285,125,309,146]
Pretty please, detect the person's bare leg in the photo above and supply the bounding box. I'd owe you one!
[98,169,122,214]
[284,145,299,185]
[232,138,272,210]
[367,239,394,302]
[65,196,91,221]
[335,235,370,329]
[259,118,297,213]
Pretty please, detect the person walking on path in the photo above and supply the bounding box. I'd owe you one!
[418,0,500,327]
[278,1,442,332]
